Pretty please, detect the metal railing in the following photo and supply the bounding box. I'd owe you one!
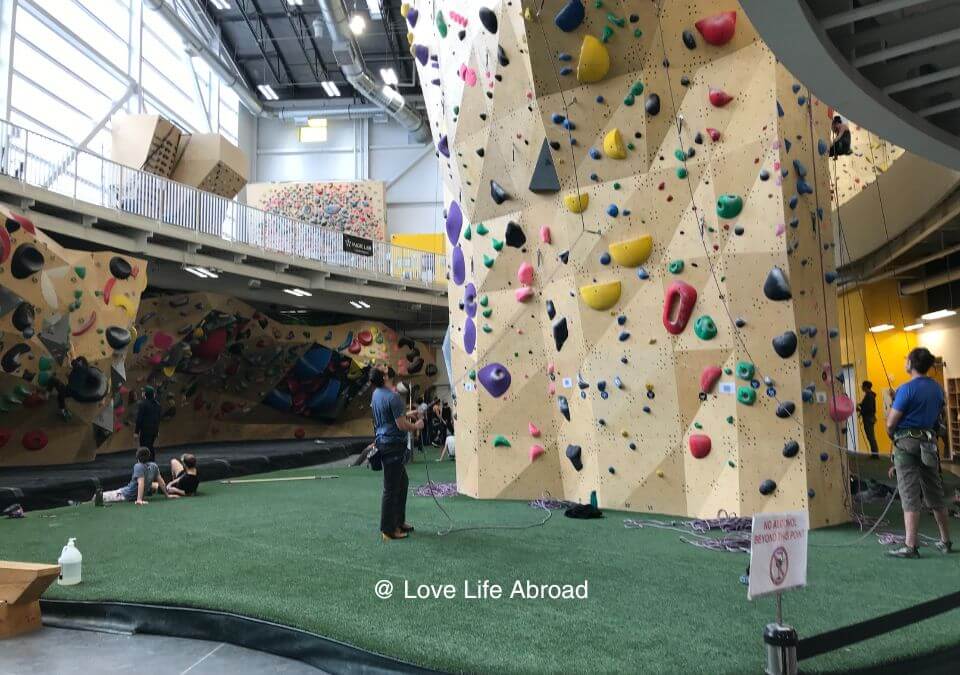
[0,119,446,289]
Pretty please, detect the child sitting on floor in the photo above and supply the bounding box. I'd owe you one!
[163,453,200,496]
[100,447,177,505]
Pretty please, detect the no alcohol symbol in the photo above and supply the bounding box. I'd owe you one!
[769,546,789,586]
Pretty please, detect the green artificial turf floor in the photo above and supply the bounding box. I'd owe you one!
[2,449,959,674]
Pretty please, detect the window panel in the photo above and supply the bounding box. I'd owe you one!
[12,75,96,142]
[28,0,128,70]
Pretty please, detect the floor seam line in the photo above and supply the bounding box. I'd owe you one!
[179,642,225,675]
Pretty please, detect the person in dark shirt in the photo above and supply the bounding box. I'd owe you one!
[441,401,454,435]
[829,115,852,158]
[135,386,163,462]
[165,453,200,496]
[858,381,880,457]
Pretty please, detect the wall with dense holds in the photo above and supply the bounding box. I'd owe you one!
[410,0,849,527]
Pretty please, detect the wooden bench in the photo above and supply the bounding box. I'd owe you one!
[0,561,60,639]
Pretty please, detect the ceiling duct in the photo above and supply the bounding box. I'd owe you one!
[316,0,430,142]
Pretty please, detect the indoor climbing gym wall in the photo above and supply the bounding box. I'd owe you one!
[100,293,438,451]
[409,1,851,527]
[247,181,388,241]
[0,206,146,467]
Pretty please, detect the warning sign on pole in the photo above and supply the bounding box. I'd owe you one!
[748,511,809,600]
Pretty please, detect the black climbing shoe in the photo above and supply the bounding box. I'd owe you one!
[934,540,953,554]
[887,545,920,559]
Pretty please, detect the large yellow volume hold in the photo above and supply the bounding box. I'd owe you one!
[564,192,589,213]
[608,235,653,267]
[579,281,622,310]
[577,35,610,83]
[603,128,627,159]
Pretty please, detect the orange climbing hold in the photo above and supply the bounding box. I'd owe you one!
[695,11,737,46]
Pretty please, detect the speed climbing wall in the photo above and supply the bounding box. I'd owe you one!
[409,1,851,527]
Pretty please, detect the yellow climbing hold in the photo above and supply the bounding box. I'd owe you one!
[603,128,627,159]
[579,281,621,311]
[112,293,136,319]
[576,35,610,83]
[564,192,589,213]
[608,234,653,267]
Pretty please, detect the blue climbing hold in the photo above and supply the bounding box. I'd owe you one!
[784,139,792,152]
[638,268,649,280]
[789,217,799,228]
[596,95,605,103]
[558,53,572,62]
[818,139,828,156]
[555,0,585,32]
[563,119,576,130]
[600,252,611,265]
[825,271,837,283]
[791,83,801,94]
[820,452,829,462]
[551,113,565,124]
[789,195,798,210]
[617,315,626,325]
[607,204,619,217]
[798,96,807,106]
[618,331,630,341]
[793,159,807,177]
[560,66,572,76]
[614,376,623,389]
[590,173,599,181]
[589,147,601,159]
[797,179,813,195]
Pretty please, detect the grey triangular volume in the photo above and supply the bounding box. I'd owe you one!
[529,139,560,193]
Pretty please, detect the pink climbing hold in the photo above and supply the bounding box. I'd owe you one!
[529,444,545,461]
[829,394,855,422]
[529,422,541,437]
[458,64,478,87]
[709,87,734,107]
[689,434,712,459]
[695,11,737,46]
[153,332,174,351]
[515,287,535,302]
[548,382,556,395]
[700,366,722,394]
[775,223,786,236]
[706,127,721,142]
[540,226,552,243]
[517,261,534,286]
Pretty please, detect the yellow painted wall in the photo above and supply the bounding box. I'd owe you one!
[838,280,926,454]
[389,233,445,285]
[391,233,445,254]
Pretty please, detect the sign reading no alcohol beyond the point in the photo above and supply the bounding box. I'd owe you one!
[748,511,809,601]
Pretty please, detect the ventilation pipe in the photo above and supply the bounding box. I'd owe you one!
[317,0,430,142]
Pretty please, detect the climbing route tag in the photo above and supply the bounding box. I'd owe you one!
[718,382,735,395]
[562,378,573,389]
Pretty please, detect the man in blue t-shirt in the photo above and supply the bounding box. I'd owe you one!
[99,447,178,505]
[885,348,951,558]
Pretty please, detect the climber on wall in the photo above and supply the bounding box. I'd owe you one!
[829,115,852,158]
[885,348,952,558]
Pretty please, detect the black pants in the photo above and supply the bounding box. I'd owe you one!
[140,433,158,463]
[380,458,409,534]
[862,418,879,455]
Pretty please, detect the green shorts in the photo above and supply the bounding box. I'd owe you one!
[894,437,947,512]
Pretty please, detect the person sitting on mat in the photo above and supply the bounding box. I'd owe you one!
[886,347,952,558]
[371,367,423,541]
[100,447,178,505]
[163,453,200,497]
[438,433,455,462]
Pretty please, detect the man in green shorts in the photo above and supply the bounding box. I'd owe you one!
[886,348,952,558]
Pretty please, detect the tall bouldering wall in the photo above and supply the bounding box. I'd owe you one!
[409,0,850,527]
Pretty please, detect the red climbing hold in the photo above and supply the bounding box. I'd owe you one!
[22,430,48,451]
[662,281,698,335]
[193,328,227,361]
[348,338,362,354]
[103,277,116,305]
[709,87,733,107]
[0,227,10,264]
[689,434,712,459]
[357,330,373,346]
[153,332,174,351]
[695,11,737,46]
[829,394,855,422]
[0,428,10,448]
[529,444,545,461]
[71,311,97,337]
[706,127,721,142]
[9,212,36,235]
[700,366,722,394]
[294,428,305,439]
[24,392,45,408]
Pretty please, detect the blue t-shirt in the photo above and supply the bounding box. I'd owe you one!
[120,462,160,500]
[372,387,406,445]
[892,377,944,431]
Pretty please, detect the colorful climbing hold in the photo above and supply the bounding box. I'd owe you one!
[763,267,792,301]
[708,87,734,107]
[694,316,717,340]
[529,444,545,461]
[662,281,698,335]
[716,194,743,218]
[689,434,711,459]
[478,363,512,398]
[493,435,511,447]
[603,128,627,159]
[579,281,621,311]
[695,11,737,46]
[700,366,722,394]
[564,193,589,213]
[737,386,756,405]
[576,35,610,83]
[608,235,652,267]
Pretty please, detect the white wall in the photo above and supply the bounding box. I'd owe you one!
[917,316,960,378]
[254,115,443,239]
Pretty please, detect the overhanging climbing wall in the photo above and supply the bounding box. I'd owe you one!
[409,1,850,527]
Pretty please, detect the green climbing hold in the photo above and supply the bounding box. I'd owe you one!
[694,422,703,429]
[630,81,644,96]
[482,324,493,333]
[468,369,477,380]
[593,0,602,8]
[492,238,504,251]
[633,28,642,38]
[38,356,52,371]
[624,94,635,106]
[736,361,755,380]
[601,26,614,43]
[728,460,737,468]
[476,223,489,235]
[694,316,717,340]
[674,149,686,162]
[453,106,460,115]
[482,254,495,268]
[626,143,635,151]
[726,415,735,424]
[493,435,511,448]
[73,289,82,299]
[436,11,447,37]
[74,266,86,279]
[463,225,472,240]
[677,167,688,179]
[716,194,743,219]
[613,182,621,190]
[479,295,489,307]
[724,367,733,375]
[37,371,51,387]
[482,308,493,318]
[607,13,625,27]
[668,259,684,274]
[737,386,756,405]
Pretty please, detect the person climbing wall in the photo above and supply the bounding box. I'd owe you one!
[829,115,852,158]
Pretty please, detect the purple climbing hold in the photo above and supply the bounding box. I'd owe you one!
[438,135,450,158]
[414,44,429,66]
[464,283,478,318]
[406,7,418,27]
[446,201,463,244]
[478,363,512,398]
[464,318,476,355]
[451,245,465,285]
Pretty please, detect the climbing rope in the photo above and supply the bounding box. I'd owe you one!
[624,514,753,553]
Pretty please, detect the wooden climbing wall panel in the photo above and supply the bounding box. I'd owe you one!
[410,0,849,527]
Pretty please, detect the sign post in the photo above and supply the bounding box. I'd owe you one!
[748,511,809,675]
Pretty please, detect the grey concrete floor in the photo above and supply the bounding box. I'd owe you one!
[0,627,324,674]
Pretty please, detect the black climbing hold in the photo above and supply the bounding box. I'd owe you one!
[554,0,585,32]
[558,250,570,264]
[763,267,792,301]
[566,444,583,471]
[425,363,438,377]
[782,440,800,458]
[109,256,132,280]
[529,139,560,193]
[558,395,570,421]
[759,479,777,496]
[406,348,421,362]
[825,271,838,284]
[398,337,416,350]
[408,357,424,374]
[682,30,697,49]
[67,362,109,403]
[11,302,35,334]
[504,221,526,248]
[476,148,485,157]
[498,45,509,67]
[680,76,690,86]
[694,132,703,145]
[772,331,798,358]
[490,180,510,205]
[106,326,132,350]
[775,401,796,419]
[479,7,498,33]
[11,243,44,279]
[553,317,569,351]
[645,94,661,116]
[546,300,556,320]
[734,318,746,328]
[1,343,30,373]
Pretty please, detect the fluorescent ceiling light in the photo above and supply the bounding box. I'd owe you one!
[184,266,218,279]
[349,14,366,35]
[364,0,382,20]
[283,288,312,297]
[349,301,363,309]
[921,308,957,321]
[320,81,341,97]
[210,0,230,10]
[299,126,327,143]
[286,0,304,6]
[904,322,925,331]
[307,117,327,128]
[358,300,371,308]
[257,84,279,100]
[379,68,398,86]
[381,85,402,102]
[868,323,895,333]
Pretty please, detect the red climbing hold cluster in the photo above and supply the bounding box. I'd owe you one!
[357,330,374,346]
[662,281,698,335]
[695,11,737,46]
[689,434,712,459]
[0,428,11,448]
[829,394,855,423]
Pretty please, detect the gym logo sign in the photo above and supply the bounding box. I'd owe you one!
[748,511,808,600]
[343,234,373,257]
